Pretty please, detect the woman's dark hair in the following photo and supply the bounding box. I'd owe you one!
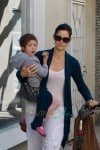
[54,23,72,39]
[19,33,38,48]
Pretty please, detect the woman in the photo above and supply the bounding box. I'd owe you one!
[17,23,98,150]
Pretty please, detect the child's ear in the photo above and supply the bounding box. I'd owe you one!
[21,46,25,52]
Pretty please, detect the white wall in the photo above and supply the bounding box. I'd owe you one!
[21,0,46,50]
[45,0,67,48]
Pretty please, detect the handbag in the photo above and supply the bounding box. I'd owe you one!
[20,81,39,102]
[73,114,100,150]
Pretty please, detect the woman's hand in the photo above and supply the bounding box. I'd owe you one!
[20,63,37,77]
[87,99,99,108]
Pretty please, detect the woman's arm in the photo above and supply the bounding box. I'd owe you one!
[72,60,93,100]
[16,63,37,83]
[16,70,27,83]
[72,59,99,107]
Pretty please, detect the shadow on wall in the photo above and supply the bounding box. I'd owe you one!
[0,3,21,47]
[0,0,9,24]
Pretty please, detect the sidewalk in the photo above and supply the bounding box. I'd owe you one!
[9,121,100,150]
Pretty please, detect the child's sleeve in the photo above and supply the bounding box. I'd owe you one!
[26,56,48,78]
[36,64,48,77]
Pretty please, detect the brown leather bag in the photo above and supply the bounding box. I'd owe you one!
[73,115,100,150]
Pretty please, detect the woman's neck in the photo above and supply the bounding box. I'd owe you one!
[53,48,65,59]
[49,48,65,71]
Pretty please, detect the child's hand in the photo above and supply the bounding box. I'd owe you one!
[42,51,49,64]
[42,51,49,59]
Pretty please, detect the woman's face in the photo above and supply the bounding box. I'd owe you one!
[54,30,70,51]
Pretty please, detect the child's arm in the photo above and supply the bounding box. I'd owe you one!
[10,51,27,70]
[42,51,49,65]
[36,52,49,77]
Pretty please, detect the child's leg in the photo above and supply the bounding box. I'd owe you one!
[19,116,27,132]
[31,89,52,135]
[19,98,26,132]
[46,97,61,117]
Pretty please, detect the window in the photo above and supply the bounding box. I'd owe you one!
[0,0,22,130]
[0,1,27,149]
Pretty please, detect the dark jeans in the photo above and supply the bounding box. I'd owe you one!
[31,88,52,129]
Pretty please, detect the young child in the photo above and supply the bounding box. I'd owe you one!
[11,33,60,136]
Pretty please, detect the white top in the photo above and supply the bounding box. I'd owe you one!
[47,69,65,119]
[47,69,64,105]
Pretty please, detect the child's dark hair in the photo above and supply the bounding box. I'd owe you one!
[54,23,72,39]
[19,33,38,48]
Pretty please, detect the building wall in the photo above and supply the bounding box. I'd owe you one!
[95,0,100,121]
[0,0,15,111]
[21,0,46,50]
[96,0,100,102]
[0,1,27,149]
[45,0,67,48]
[84,0,96,96]
[0,0,21,110]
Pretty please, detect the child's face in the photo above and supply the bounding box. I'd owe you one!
[23,40,38,56]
